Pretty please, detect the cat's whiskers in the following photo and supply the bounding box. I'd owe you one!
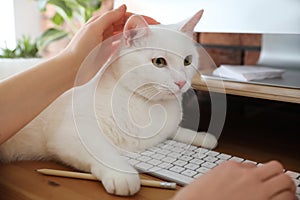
[154,84,181,96]
[133,84,161,100]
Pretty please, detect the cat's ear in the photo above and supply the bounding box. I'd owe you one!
[124,15,150,46]
[180,9,204,36]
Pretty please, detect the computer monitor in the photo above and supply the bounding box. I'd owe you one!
[114,0,300,88]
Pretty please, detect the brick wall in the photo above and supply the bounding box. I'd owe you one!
[196,33,262,67]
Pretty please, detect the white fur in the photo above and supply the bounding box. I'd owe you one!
[0,11,217,196]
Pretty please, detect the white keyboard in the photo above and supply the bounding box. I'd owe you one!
[124,140,300,198]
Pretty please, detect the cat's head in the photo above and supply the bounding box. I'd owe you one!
[111,10,204,101]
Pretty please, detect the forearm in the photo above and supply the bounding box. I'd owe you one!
[0,53,79,144]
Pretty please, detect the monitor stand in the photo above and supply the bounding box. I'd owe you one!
[255,34,300,89]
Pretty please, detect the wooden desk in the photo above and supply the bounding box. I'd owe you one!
[192,76,300,104]
[0,161,177,200]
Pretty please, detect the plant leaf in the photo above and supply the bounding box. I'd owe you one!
[48,0,73,18]
[51,13,64,25]
[36,28,68,51]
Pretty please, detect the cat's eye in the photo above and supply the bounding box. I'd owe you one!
[184,55,193,66]
[152,57,167,68]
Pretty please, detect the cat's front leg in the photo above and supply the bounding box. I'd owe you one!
[90,157,140,196]
[172,127,218,149]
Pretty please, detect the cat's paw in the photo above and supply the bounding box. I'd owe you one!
[193,132,218,149]
[96,169,140,196]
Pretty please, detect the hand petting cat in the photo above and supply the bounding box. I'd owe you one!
[62,4,159,86]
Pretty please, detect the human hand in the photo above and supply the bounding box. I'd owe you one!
[59,4,158,85]
[173,160,297,200]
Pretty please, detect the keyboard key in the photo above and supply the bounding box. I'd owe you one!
[203,156,218,163]
[151,153,165,160]
[171,147,184,153]
[141,150,155,156]
[190,158,205,165]
[257,163,264,167]
[162,156,177,163]
[153,168,194,185]
[179,155,193,162]
[160,144,173,150]
[147,158,162,166]
[243,160,258,165]
[148,166,162,173]
[205,151,220,157]
[181,169,197,177]
[196,166,210,174]
[286,171,300,179]
[193,153,207,159]
[217,153,232,160]
[135,162,153,171]
[173,160,188,167]
[170,166,185,173]
[229,156,245,162]
[158,162,173,169]
[183,150,196,157]
[186,145,198,151]
[169,152,182,158]
[137,156,152,162]
[185,163,199,171]
[159,149,171,155]
[202,162,217,169]
[194,148,208,154]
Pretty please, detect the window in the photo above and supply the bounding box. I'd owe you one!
[0,1,16,49]
[0,0,42,50]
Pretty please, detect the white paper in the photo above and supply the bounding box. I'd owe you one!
[212,65,285,81]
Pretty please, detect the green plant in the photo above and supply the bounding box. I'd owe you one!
[0,35,40,58]
[35,0,102,51]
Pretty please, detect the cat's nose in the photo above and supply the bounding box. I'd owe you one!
[175,80,186,89]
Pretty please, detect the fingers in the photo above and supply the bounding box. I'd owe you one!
[88,4,127,34]
[255,161,296,200]
[86,5,159,39]
[264,173,296,197]
[241,162,257,168]
[271,191,297,200]
[254,160,284,181]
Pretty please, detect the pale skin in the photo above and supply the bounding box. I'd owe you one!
[173,160,297,200]
[0,5,296,200]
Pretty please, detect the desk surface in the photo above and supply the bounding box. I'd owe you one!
[192,76,300,104]
[0,161,178,200]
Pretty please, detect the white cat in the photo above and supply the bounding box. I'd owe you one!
[0,10,217,196]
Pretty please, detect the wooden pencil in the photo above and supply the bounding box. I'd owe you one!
[36,168,177,189]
